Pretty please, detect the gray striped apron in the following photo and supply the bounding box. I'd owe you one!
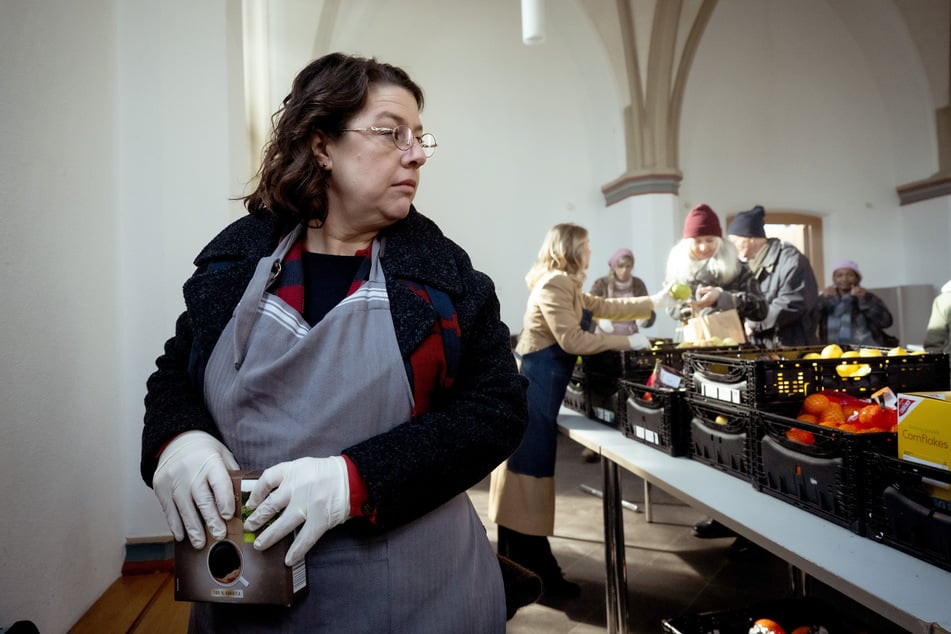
[192,226,505,633]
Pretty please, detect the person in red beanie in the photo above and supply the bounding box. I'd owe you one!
[663,203,767,328]
[663,203,767,542]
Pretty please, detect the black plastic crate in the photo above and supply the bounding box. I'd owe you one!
[586,370,620,426]
[685,395,755,482]
[581,338,675,385]
[814,351,951,397]
[662,596,871,634]
[682,346,950,408]
[581,339,735,386]
[622,341,745,384]
[581,349,624,377]
[863,452,951,572]
[618,380,688,456]
[753,406,896,533]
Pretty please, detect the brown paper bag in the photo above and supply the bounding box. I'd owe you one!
[682,308,747,344]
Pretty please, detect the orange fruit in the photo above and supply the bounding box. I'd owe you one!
[842,404,862,421]
[751,618,786,634]
[802,394,830,416]
[819,402,845,423]
[796,413,818,424]
[785,428,816,445]
[838,423,858,432]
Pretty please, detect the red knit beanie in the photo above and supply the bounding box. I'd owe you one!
[683,204,722,238]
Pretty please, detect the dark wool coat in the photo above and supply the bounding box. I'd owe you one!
[745,238,820,347]
[816,288,894,347]
[142,207,528,531]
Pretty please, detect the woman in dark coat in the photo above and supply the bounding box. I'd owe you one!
[141,53,528,633]
[816,259,894,347]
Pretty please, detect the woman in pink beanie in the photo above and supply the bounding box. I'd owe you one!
[589,247,656,336]
[816,259,895,346]
[663,203,767,328]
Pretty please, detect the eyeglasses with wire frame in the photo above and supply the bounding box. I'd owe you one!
[342,125,437,158]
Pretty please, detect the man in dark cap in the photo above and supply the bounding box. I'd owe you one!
[726,205,819,347]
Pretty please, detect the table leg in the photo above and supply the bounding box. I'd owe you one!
[602,455,629,634]
[788,563,806,597]
[643,480,653,523]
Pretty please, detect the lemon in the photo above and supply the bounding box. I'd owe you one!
[802,352,821,359]
[859,348,883,357]
[821,344,843,359]
[851,364,871,376]
[841,350,860,358]
[714,415,729,425]
[887,347,907,356]
[835,363,856,377]
[670,282,692,300]
[836,362,871,377]
[721,337,738,346]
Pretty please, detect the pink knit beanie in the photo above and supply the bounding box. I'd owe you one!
[608,248,634,268]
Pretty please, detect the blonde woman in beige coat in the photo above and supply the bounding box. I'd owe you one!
[489,222,673,598]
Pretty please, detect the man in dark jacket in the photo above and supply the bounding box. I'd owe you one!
[727,205,819,348]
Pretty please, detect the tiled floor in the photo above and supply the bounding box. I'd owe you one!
[468,433,791,633]
[469,433,906,634]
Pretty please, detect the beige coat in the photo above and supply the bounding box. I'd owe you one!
[515,271,654,356]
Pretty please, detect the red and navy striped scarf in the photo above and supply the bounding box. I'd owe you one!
[270,234,460,417]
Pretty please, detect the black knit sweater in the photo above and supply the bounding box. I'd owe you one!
[142,207,527,531]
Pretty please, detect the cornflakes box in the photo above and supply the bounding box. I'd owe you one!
[174,471,307,605]
[897,391,951,469]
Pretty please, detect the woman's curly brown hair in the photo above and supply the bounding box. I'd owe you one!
[243,52,424,227]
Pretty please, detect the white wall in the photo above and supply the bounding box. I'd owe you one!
[0,0,248,631]
[680,0,951,290]
[1,0,949,631]
[116,0,249,543]
[0,2,125,631]
[297,0,630,332]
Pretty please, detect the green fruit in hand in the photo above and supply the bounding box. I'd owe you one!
[670,283,691,300]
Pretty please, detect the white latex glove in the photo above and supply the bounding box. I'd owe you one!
[650,288,677,310]
[153,430,240,549]
[628,332,651,350]
[597,318,614,333]
[244,455,350,566]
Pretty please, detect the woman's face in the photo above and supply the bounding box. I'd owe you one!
[318,84,429,234]
[689,236,719,260]
[833,268,859,291]
[612,258,633,282]
[579,238,591,271]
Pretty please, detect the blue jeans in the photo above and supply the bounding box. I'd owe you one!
[507,344,574,477]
